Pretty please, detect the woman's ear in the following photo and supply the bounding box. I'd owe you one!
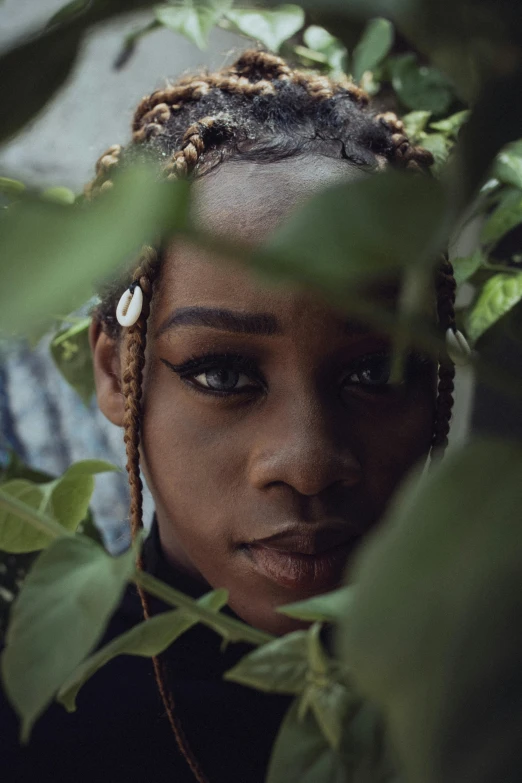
[89,318,125,427]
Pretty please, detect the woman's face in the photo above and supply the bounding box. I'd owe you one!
[93,155,436,635]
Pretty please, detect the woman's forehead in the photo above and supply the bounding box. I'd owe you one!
[190,154,366,241]
[154,156,378,332]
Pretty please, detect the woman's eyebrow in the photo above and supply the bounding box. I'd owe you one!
[156,306,282,337]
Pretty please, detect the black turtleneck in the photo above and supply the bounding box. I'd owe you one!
[0,522,291,783]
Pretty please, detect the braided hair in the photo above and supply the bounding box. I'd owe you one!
[89,49,456,782]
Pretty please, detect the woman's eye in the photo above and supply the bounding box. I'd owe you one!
[343,354,391,388]
[192,368,253,392]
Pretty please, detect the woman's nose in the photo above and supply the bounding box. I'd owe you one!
[247,396,362,497]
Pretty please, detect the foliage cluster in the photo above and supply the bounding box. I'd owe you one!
[1,1,522,781]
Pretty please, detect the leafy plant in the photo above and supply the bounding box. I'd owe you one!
[1,0,522,781]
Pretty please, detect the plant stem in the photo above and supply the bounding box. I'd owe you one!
[0,490,69,542]
[0,488,274,647]
[135,570,275,648]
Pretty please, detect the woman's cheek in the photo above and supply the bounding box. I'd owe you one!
[141,378,245,537]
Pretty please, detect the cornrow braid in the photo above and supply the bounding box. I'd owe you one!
[163,114,238,179]
[84,143,123,200]
[90,49,459,782]
[130,50,371,151]
[376,111,435,172]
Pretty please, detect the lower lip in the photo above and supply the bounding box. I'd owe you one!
[246,542,354,591]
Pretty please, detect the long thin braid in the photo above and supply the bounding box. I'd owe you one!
[432,257,457,455]
[121,245,159,545]
[375,112,456,454]
[119,129,216,783]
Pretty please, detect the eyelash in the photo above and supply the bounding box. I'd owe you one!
[161,351,430,398]
[162,353,265,397]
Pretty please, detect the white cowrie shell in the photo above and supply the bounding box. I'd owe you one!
[446,328,472,366]
[116,285,143,328]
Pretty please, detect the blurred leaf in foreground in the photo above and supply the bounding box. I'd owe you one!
[0,167,189,337]
[341,438,522,783]
[0,24,82,143]
[256,171,446,297]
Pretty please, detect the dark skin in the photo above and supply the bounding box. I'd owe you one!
[91,155,436,635]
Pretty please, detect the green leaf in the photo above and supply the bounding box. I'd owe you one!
[155,0,232,50]
[401,110,432,141]
[57,588,228,711]
[256,172,446,297]
[352,18,394,83]
[391,53,455,115]
[340,439,522,783]
[481,188,522,246]
[494,141,522,190]
[267,700,348,783]
[302,26,347,73]
[417,132,450,172]
[41,186,76,205]
[467,272,522,343]
[451,250,484,287]
[50,318,95,404]
[0,481,52,553]
[225,630,309,695]
[136,570,270,647]
[1,536,135,741]
[63,460,118,478]
[429,109,470,138]
[0,177,26,199]
[225,5,305,52]
[303,625,356,751]
[0,166,189,337]
[0,460,117,552]
[278,586,353,623]
[307,680,351,752]
[48,460,117,531]
[303,25,338,52]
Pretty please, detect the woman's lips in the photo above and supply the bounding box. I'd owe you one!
[246,539,355,591]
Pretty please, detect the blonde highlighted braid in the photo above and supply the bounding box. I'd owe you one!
[90,49,456,783]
